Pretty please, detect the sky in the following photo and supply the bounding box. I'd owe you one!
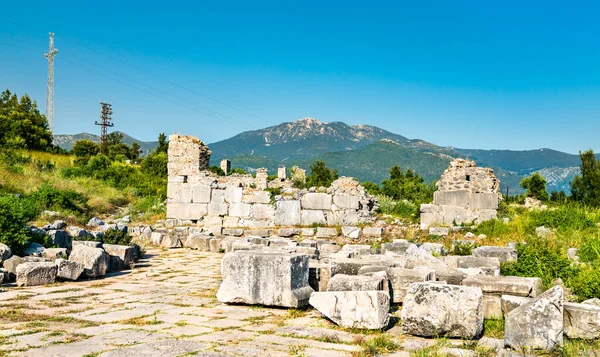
[1,1,599,154]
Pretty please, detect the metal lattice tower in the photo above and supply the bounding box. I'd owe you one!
[44,32,58,134]
[95,102,114,154]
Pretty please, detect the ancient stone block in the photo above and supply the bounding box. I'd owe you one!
[381,240,410,255]
[333,194,359,210]
[103,244,135,271]
[472,246,518,264]
[207,202,229,217]
[55,258,84,281]
[331,256,395,275]
[309,261,339,292]
[342,226,360,239]
[222,228,244,237]
[47,230,72,249]
[434,190,469,207]
[341,244,372,256]
[225,186,243,203]
[420,243,445,256]
[383,267,436,303]
[310,291,390,329]
[0,243,11,263]
[243,191,271,204]
[401,283,484,338]
[457,256,500,270]
[229,203,251,217]
[327,273,387,292]
[211,189,226,203]
[69,245,109,277]
[277,228,299,237]
[301,193,332,210]
[42,248,67,260]
[192,186,211,203]
[16,262,57,286]
[301,210,326,226]
[564,302,600,339]
[462,275,542,297]
[274,201,301,226]
[315,227,337,238]
[251,204,272,220]
[505,286,564,351]
[469,192,499,210]
[501,295,531,317]
[217,251,313,307]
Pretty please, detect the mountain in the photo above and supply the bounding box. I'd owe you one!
[54,132,158,155]
[208,118,589,193]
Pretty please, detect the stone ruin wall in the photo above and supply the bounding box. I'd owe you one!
[420,158,500,229]
[166,134,377,235]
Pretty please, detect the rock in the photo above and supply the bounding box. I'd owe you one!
[381,240,410,255]
[505,286,564,351]
[0,243,11,263]
[420,243,446,256]
[55,258,84,281]
[277,228,300,237]
[567,248,579,262]
[16,262,57,286]
[2,256,48,280]
[46,230,72,248]
[222,228,244,237]
[583,298,600,307]
[69,245,109,277]
[327,273,387,292]
[309,261,339,292]
[382,267,436,303]
[456,256,500,276]
[472,246,517,264]
[87,217,105,227]
[301,193,332,210]
[24,242,45,257]
[73,240,102,248]
[161,234,183,249]
[463,275,542,318]
[362,227,383,238]
[309,291,390,329]
[50,220,67,230]
[42,248,68,260]
[217,251,313,307]
[501,295,531,317]
[385,243,446,269]
[341,226,360,239]
[301,210,326,226]
[184,234,212,251]
[429,227,449,236]
[341,244,372,256]
[274,201,301,226]
[401,283,484,338]
[564,302,600,339]
[103,244,135,271]
[535,226,552,238]
[315,227,338,238]
[464,232,475,239]
[331,256,396,275]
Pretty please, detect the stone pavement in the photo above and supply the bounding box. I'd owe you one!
[0,249,505,357]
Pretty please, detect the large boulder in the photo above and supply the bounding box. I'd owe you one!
[16,262,57,286]
[401,283,484,339]
[73,240,102,248]
[383,267,436,303]
[0,243,12,263]
[102,244,135,271]
[505,286,564,351]
[472,246,517,264]
[216,251,313,308]
[327,273,387,292]
[47,230,72,248]
[24,242,45,257]
[69,245,108,277]
[2,256,48,280]
[563,302,600,340]
[42,248,68,260]
[55,258,84,281]
[309,291,390,329]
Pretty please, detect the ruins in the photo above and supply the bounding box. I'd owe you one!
[166,134,378,236]
[420,158,501,229]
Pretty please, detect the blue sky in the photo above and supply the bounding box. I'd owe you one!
[1,1,599,153]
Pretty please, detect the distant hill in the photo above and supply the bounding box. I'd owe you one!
[54,132,158,156]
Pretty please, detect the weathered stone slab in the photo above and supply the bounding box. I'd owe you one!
[301,210,326,226]
[251,204,272,220]
[207,202,229,217]
[501,295,531,317]
[278,228,300,237]
[309,261,339,292]
[16,262,57,286]
[47,230,72,248]
[243,191,271,204]
[505,286,563,351]
[316,227,338,238]
[229,203,251,217]
[341,244,372,256]
[419,243,445,256]
[309,291,390,329]
[331,256,395,275]
[73,240,102,249]
[69,245,109,278]
[0,243,11,263]
[333,193,359,209]
[469,192,499,210]
[191,185,211,203]
[55,258,85,281]
[383,267,436,303]
[462,275,542,297]
[301,193,332,210]
[434,190,469,207]
[217,251,313,307]
[274,201,301,226]
[381,240,410,255]
[472,246,517,264]
[564,302,600,339]
[362,227,382,238]
[327,273,387,292]
[401,283,484,338]
[184,234,212,251]
[103,244,135,271]
[341,226,360,239]
[42,248,67,260]
[225,186,243,203]
[457,256,500,270]
[222,228,244,237]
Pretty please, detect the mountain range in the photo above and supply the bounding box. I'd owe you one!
[55,118,594,193]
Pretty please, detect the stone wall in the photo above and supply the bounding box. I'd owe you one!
[166,135,377,234]
[420,159,500,229]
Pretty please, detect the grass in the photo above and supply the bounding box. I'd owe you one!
[483,318,504,339]
[351,334,399,357]
[119,315,163,326]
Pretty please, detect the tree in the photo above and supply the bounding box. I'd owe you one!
[71,140,100,158]
[571,150,600,206]
[129,142,141,161]
[0,89,55,151]
[307,161,338,187]
[380,165,434,205]
[156,133,169,154]
[520,173,549,201]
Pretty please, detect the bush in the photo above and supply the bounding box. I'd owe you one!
[578,235,600,263]
[567,264,600,301]
[526,205,597,233]
[520,173,549,201]
[27,184,88,217]
[0,195,29,254]
[375,195,419,221]
[102,228,132,246]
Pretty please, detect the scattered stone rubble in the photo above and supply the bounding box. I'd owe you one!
[420,158,501,229]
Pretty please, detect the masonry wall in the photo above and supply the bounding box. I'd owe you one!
[166,135,376,235]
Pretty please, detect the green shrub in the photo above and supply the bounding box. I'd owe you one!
[526,205,597,233]
[501,238,576,290]
[449,241,479,256]
[102,228,132,246]
[0,195,29,254]
[578,235,600,263]
[26,184,88,217]
[474,219,512,237]
[567,264,600,302]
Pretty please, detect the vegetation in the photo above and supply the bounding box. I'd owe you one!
[520,172,549,201]
[306,160,338,187]
[571,149,600,207]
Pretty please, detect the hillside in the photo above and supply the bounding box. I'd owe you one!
[54,132,158,155]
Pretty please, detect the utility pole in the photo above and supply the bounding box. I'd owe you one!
[44,33,58,134]
[95,101,114,154]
